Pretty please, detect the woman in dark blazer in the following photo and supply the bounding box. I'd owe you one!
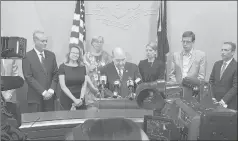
[138,42,165,82]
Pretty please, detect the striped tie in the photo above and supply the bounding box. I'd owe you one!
[118,69,123,80]
[40,53,46,72]
[220,62,227,79]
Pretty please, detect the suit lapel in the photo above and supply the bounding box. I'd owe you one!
[111,62,120,80]
[122,62,129,82]
[220,59,235,81]
[179,52,183,73]
[187,51,196,72]
[44,51,50,74]
[217,61,223,80]
[32,49,46,75]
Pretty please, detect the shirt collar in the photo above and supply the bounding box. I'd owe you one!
[223,58,233,66]
[34,48,45,57]
[183,48,193,56]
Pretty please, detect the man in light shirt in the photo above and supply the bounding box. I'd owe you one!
[209,42,237,110]
[22,30,58,112]
[169,31,207,84]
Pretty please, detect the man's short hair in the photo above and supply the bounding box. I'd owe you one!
[182,31,195,42]
[33,30,44,41]
[224,42,236,52]
[67,118,145,140]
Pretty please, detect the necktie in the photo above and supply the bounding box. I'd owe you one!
[118,69,123,80]
[39,53,46,72]
[220,62,227,79]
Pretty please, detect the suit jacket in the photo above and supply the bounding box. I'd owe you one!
[138,58,165,82]
[22,49,58,104]
[1,59,19,102]
[209,59,237,110]
[100,62,142,98]
[169,50,207,84]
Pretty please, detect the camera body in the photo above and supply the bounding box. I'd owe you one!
[1,36,27,59]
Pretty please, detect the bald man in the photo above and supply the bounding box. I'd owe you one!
[22,30,58,112]
[100,47,141,98]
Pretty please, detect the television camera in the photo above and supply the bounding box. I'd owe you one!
[136,77,237,140]
[1,36,27,140]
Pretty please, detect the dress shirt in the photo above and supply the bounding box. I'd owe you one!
[182,49,193,78]
[221,57,233,72]
[114,64,123,78]
[34,48,45,63]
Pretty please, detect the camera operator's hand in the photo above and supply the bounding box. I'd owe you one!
[2,91,12,101]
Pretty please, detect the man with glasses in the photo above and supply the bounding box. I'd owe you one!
[209,42,237,110]
[100,47,141,98]
[22,30,58,112]
[169,31,207,84]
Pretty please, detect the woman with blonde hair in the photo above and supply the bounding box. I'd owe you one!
[138,42,165,82]
[83,36,112,104]
[58,44,98,110]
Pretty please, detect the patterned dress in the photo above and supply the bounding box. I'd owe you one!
[84,50,112,105]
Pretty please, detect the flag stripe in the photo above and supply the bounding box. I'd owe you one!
[69,0,86,54]
[73,13,80,21]
[71,32,79,39]
[71,25,79,33]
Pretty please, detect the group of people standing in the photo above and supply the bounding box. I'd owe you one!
[1,30,237,113]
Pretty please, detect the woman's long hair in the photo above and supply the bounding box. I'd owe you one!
[65,44,85,66]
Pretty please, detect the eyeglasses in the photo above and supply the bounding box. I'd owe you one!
[221,49,232,52]
[70,52,80,55]
[115,58,126,62]
[181,40,193,44]
[95,41,104,44]
[39,39,48,43]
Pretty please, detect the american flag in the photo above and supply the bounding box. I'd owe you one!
[157,0,169,63]
[69,0,86,54]
[157,0,169,80]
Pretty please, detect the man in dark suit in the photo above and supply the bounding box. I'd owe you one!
[100,47,141,98]
[209,42,237,110]
[22,30,58,112]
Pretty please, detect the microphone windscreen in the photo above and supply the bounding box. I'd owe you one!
[1,76,24,91]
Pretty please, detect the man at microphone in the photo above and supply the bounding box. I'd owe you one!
[100,47,142,98]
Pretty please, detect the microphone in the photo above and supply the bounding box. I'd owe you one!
[113,80,120,98]
[127,77,135,100]
[98,75,107,98]
[1,76,24,91]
